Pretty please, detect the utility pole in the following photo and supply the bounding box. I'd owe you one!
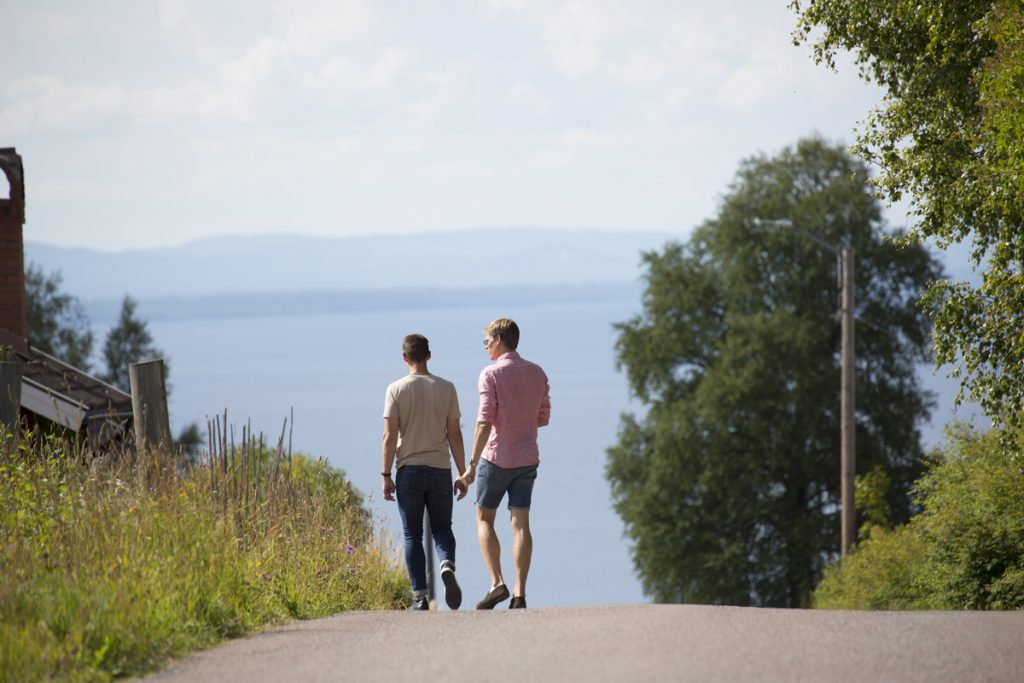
[753,218,857,557]
[840,246,856,557]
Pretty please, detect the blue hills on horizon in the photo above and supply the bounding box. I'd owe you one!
[24,226,979,324]
[25,228,675,302]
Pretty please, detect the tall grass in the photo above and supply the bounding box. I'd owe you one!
[0,419,408,682]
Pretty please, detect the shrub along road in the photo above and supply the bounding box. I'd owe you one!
[141,604,1023,682]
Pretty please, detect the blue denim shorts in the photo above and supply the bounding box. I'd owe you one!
[475,459,538,510]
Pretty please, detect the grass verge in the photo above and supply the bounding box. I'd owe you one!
[0,426,408,682]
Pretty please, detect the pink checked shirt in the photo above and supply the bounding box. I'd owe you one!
[477,351,551,468]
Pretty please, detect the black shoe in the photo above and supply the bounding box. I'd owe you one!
[408,596,429,611]
[475,584,510,610]
[440,561,462,610]
[509,596,527,609]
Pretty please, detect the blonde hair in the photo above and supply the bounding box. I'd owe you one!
[484,318,519,351]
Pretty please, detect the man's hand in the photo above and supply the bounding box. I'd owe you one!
[454,462,476,501]
[383,476,396,501]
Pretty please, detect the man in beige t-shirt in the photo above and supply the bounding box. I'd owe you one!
[382,334,468,610]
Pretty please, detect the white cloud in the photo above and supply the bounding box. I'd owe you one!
[483,0,526,10]
[31,177,111,202]
[606,49,668,86]
[405,66,461,124]
[487,0,641,79]
[274,0,373,56]
[716,63,778,110]
[0,76,127,134]
[7,1,888,248]
[481,1,828,119]
[218,39,283,87]
[306,49,407,101]
[712,25,853,112]
[503,80,551,113]
[130,79,254,123]
[158,0,189,28]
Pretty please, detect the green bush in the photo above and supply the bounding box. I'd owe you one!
[814,422,1024,610]
[812,524,936,610]
[0,430,408,682]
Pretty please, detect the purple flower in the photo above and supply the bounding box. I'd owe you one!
[345,543,355,555]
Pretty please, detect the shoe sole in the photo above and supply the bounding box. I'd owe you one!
[441,568,462,610]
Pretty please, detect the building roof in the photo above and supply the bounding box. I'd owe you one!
[0,327,133,444]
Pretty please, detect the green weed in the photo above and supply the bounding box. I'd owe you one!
[0,425,407,682]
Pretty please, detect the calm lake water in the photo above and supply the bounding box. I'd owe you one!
[148,293,650,608]
[137,288,978,609]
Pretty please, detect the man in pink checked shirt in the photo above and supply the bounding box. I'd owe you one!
[457,317,550,609]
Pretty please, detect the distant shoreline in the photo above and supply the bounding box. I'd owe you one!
[84,282,644,324]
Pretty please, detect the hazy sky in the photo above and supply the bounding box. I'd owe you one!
[2,1,885,251]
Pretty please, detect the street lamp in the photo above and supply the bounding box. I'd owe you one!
[754,218,857,557]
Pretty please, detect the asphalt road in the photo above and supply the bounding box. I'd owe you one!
[142,605,1024,682]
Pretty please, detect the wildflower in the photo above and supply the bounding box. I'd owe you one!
[345,543,355,555]
[348,566,357,575]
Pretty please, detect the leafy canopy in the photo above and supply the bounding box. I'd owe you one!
[791,0,1024,426]
[25,264,95,371]
[607,137,942,607]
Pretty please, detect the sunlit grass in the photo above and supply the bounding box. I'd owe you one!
[0,425,408,682]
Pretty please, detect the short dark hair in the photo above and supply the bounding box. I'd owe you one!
[484,318,519,351]
[403,334,430,363]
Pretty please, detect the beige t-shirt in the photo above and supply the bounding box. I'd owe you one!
[383,373,461,469]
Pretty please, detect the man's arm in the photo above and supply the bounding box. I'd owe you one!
[460,369,496,485]
[381,417,399,501]
[447,417,469,500]
[448,417,467,475]
[458,421,492,486]
[470,420,492,467]
[538,378,551,427]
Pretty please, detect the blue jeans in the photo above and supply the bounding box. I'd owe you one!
[395,465,456,593]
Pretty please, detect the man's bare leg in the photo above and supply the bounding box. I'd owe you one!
[510,508,532,597]
[476,506,504,588]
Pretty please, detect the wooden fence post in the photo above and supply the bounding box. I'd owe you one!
[0,359,20,438]
[129,359,172,461]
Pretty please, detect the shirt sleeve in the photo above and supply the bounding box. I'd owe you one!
[448,383,461,421]
[477,368,496,424]
[383,384,399,419]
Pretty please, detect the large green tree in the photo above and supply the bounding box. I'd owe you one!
[25,263,95,371]
[791,0,1024,426]
[607,138,943,607]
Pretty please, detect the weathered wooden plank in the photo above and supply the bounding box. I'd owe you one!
[129,359,172,456]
